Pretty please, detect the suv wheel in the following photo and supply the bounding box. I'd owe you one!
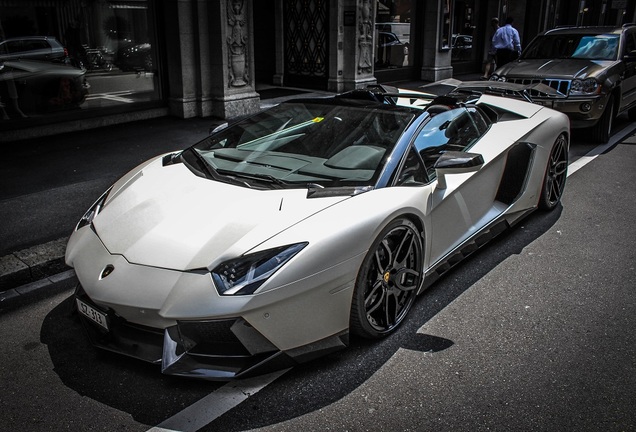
[591,95,614,143]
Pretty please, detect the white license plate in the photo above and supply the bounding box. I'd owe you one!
[76,299,109,331]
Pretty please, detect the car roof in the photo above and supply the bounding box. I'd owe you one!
[0,36,59,42]
[544,24,634,36]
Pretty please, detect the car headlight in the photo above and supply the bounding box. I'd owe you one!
[570,78,600,96]
[211,243,308,295]
[490,74,505,82]
[76,187,112,231]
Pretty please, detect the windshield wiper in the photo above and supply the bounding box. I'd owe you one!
[184,149,253,188]
[217,170,289,188]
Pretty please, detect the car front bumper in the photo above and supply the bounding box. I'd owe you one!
[74,284,349,380]
[530,94,609,129]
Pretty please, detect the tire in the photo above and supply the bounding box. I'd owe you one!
[539,133,568,211]
[350,218,423,339]
[591,95,614,143]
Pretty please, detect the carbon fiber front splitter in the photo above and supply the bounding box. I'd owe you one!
[74,285,349,380]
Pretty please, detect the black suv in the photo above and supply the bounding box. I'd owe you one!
[491,24,636,142]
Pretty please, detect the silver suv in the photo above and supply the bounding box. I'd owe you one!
[0,36,68,63]
[491,24,636,142]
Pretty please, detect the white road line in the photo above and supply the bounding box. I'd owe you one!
[146,368,290,432]
[568,123,636,176]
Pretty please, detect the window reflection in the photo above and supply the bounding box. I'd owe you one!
[451,0,476,64]
[375,0,413,70]
[0,0,159,123]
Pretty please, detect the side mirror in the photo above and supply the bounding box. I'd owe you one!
[434,151,484,189]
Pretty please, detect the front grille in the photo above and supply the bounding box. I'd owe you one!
[507,77,571,97]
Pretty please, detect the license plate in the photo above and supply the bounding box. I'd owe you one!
[76,298,109,331]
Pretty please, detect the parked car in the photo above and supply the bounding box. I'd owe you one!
[0,59,89,117]
[115,42,153,72]
[491,24,636,142]
[452,34,473,61]
[66,81,569,380]
[376,32,407,68]
[0,36,69,63]
[376,22,410,44]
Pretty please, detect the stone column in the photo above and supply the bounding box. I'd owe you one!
[163,0,199,118]
[163,0,259,120]
[420,0,453,82]
[208,0,260,118]
[330,0,377,92]
[272,0,285,87]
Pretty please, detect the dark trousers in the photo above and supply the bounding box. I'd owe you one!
[496,48,518,67]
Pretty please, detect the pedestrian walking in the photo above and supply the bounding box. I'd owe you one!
[482,17,499,79]
[492,16,521,68]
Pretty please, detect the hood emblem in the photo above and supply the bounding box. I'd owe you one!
[100,265,115,279]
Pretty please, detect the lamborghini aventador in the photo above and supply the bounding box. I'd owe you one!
[65,80,570,380]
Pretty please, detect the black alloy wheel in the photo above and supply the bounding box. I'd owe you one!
[350,218,423,339]
[539,133,568,211]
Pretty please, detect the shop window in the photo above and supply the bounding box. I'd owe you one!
[451,0,477,65]
[0,0,160,127]
[375,0,413,70]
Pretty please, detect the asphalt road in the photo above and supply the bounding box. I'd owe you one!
[0,114,635,431]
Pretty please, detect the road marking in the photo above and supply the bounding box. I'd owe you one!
[86,91,136,103]
[568,123,636,177]
[147,369,290,432]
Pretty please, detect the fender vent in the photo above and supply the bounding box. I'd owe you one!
[496,142,535,204]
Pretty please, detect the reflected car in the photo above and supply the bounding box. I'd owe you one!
[0,60,89,117]
[0,36,68,63]
[116,42,153,72]
[491,24,636,142]
[376,32,407,68]
[451,34,473,61]
[66,81,569,380]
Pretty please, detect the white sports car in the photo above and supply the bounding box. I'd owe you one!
[65,81,569,380]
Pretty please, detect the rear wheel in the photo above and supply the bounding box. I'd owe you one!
[591,95,614,143]
[350,218,423,339]
[539,133,568,211]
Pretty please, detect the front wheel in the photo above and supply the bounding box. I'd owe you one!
[350,218,423,339]
[539,133,568,211]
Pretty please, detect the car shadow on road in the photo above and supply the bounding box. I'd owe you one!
[211,205,563,431]
[39,296,224,425]
[39,205,561,429]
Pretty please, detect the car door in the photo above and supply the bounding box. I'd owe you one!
[403,106,505,266]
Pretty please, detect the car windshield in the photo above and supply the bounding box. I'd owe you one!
[188,99,415,189]
[522,34,619,61]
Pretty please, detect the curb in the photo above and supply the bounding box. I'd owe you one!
[0,237,69,295]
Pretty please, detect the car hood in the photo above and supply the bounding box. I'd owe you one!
[93,156,349,271]
[0,59,85,79]
[497,58,615,80]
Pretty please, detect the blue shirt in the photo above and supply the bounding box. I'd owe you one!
[492,24,521,53]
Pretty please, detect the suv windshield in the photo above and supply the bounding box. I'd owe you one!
[188,99,415,189]
[522,34,619,61]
